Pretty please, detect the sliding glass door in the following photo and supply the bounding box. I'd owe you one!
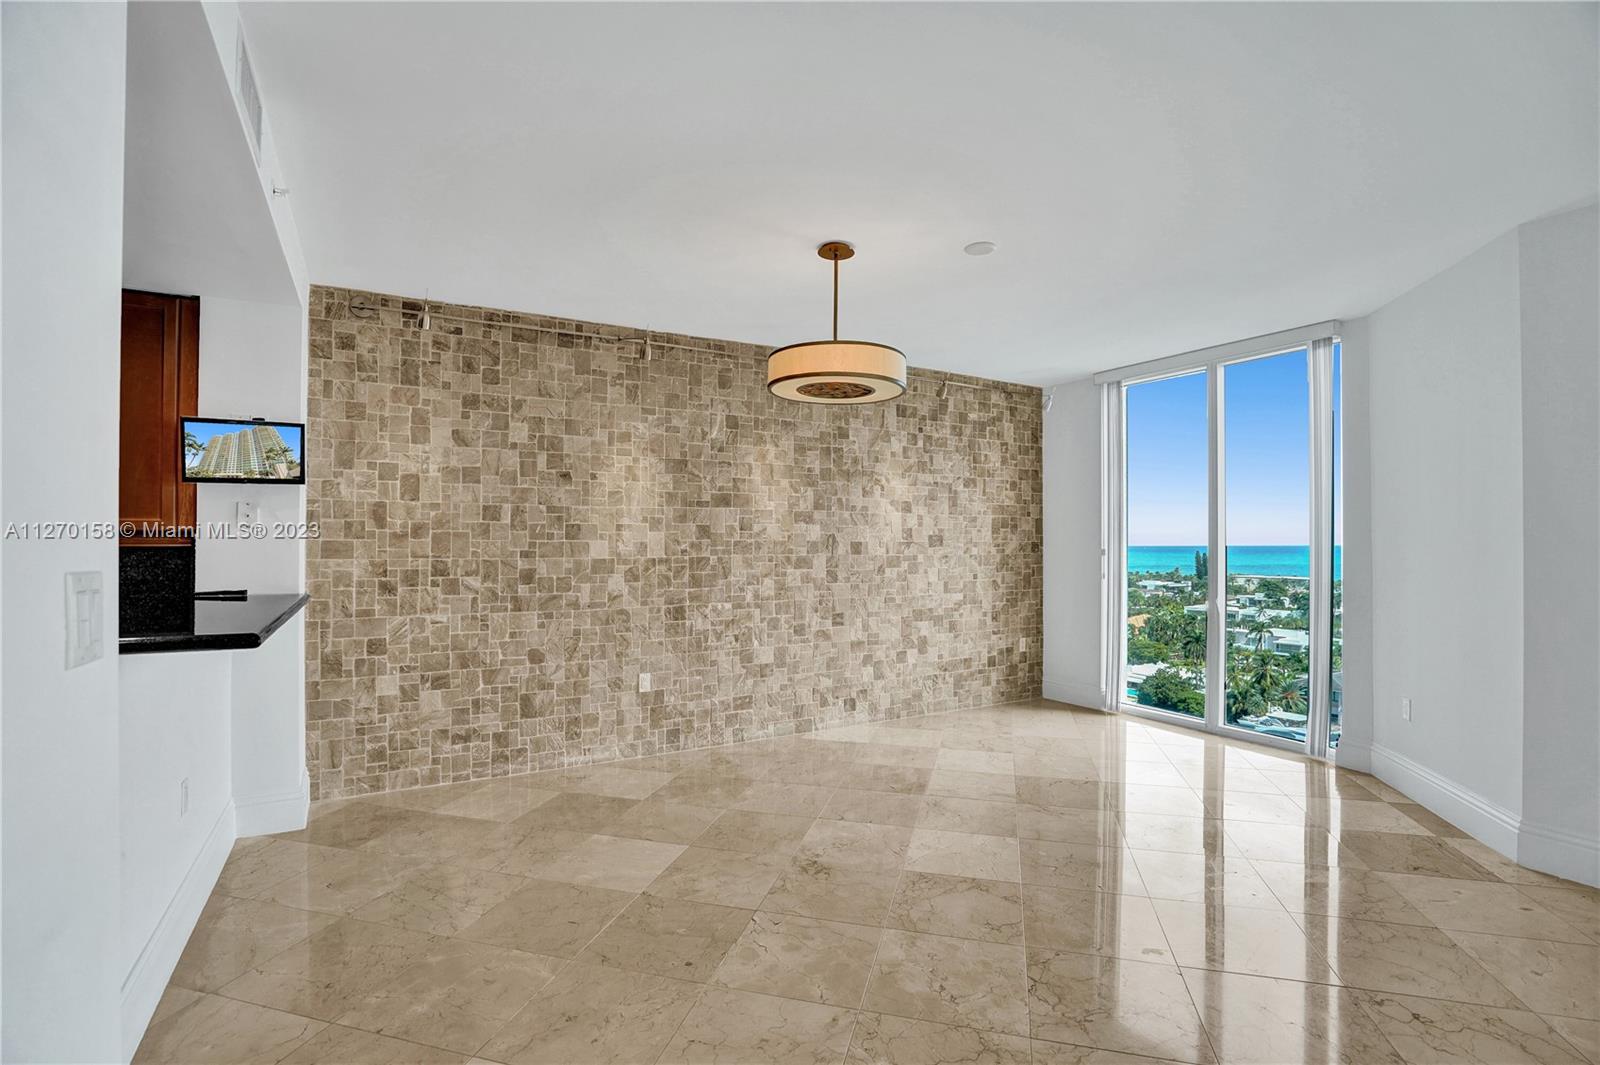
[1112,331,1341,759]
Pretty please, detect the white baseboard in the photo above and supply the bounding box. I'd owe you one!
[1518,818,1600,888]
[1043,677,1108,712]
[121,801,236,1062]
[1369,743,1522,860]
[234,770,310,837]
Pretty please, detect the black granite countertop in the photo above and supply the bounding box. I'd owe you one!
[119,592,309,654]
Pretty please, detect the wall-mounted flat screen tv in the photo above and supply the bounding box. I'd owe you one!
[181,417,305,484]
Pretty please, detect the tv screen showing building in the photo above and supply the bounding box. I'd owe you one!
[183,419,304,482]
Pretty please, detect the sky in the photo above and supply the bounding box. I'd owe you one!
[1125,345,1342,545]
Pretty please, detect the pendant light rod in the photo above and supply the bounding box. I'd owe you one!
[818,241,853,342]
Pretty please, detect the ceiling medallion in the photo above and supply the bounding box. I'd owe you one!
[767,242,907,405]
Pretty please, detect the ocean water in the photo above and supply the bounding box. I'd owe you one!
[1128,545,1343,579]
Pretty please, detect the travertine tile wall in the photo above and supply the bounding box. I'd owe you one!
[305,286,1042,799]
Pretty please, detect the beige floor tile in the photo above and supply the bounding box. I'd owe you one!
[1299,798,1432,836]
[1337,831,1495,879]
[1387,803,1471,838]
[469,828,591,878]
[132,992,327,1065]
[935,749,1016,775]
[277,802,415,849]
[646,846,789,907]
[1022,886,1171,963]
[1119,785,1208,818]
[1130,850,1279,910]
[512,792,640,833]
[735,781,837,817]
[363,782,488,815]
[1520,884,1600,941]
[694,809,816,855]
[1543,1015,1600,1063]
[602,798,724,845]
[905,827,1020,882]
[1022,840,1146,895]
[847,1013,1031,1065]
[1182,969,1400,1065]
[254,846,418,915]
[1203,790,1316,828]
[660,986,854,1065]
[1356,991,1588,1065]
[1443,837,1574,885]
[887,871,1024,945]
[851,763,935,795]
[1026,950,1214,1064]
[1445,931,1600,1018]
[863,929,1029,1036]
[457,878,634,958]
[917,795,1018,837]
[1029,1038,1191,1064]
[1295,914,1527,1007]
[577,892,753,981]
[1119,814,1236,857]
[713,910,881,1005]
[927,768,1017,802]
[215,839,325,899]
[148,985,205,1027]
[170,895,338,992]
[650,769,758,807]
[280,1025,469,1063]
[519,833,685,891]
[218,917,440,1021]
[819,788,925,828]
[360,813,529,865]
[479,962,703,1065]
[1016,776,1112,811]
[1152,899,1339,983]
[333,938,560,1054]
[1222,822,1361,867]
[436,781,559,823]
[532,764,676,800]
[350,864,529,937]
[795,820,912,874]
[1250,860,1433,925]
[1379,872,1595,943]
[1017,804,1120,846]
[762,858,902,925]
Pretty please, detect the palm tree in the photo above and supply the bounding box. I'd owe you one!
[1246,615,1274,652]
[183,431,204,468]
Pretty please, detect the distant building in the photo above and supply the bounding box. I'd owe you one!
[191,424,294,478]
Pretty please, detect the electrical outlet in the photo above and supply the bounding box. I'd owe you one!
[180,778,190,817]
[638,672,653,694]
[1400,697,1412,722]
[237,500,258,525]
[64,571,104,669]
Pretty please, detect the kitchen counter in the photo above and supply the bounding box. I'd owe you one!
[119,592,309,654]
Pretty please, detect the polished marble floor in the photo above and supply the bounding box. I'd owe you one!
[137,700,1600,1065]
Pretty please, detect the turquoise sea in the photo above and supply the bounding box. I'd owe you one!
[1128,545,1342,579]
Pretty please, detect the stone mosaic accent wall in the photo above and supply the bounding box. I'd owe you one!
[305,285,1042,799]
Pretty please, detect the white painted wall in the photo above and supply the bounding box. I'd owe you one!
[194,295,308,594]
[1516,205,1599,884]
[1334,319,1375,773]
[1,4,129,1061]
[117,652,235,1046]
[1364,231,1528,836]
[1042,378,1107,709]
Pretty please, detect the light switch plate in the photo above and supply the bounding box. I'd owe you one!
[1400,697,1412,721]
[237,500,258,525]
[65,571,104,669]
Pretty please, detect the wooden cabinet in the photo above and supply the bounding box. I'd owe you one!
[120,290,198,542]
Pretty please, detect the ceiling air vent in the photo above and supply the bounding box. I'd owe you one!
[235,28,263,164]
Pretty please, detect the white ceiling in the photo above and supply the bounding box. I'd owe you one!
[239,2,1597,385]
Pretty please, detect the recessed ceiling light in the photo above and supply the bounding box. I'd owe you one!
[964,241,997,256]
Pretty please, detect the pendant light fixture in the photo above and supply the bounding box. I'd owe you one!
[767,242,907,404]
